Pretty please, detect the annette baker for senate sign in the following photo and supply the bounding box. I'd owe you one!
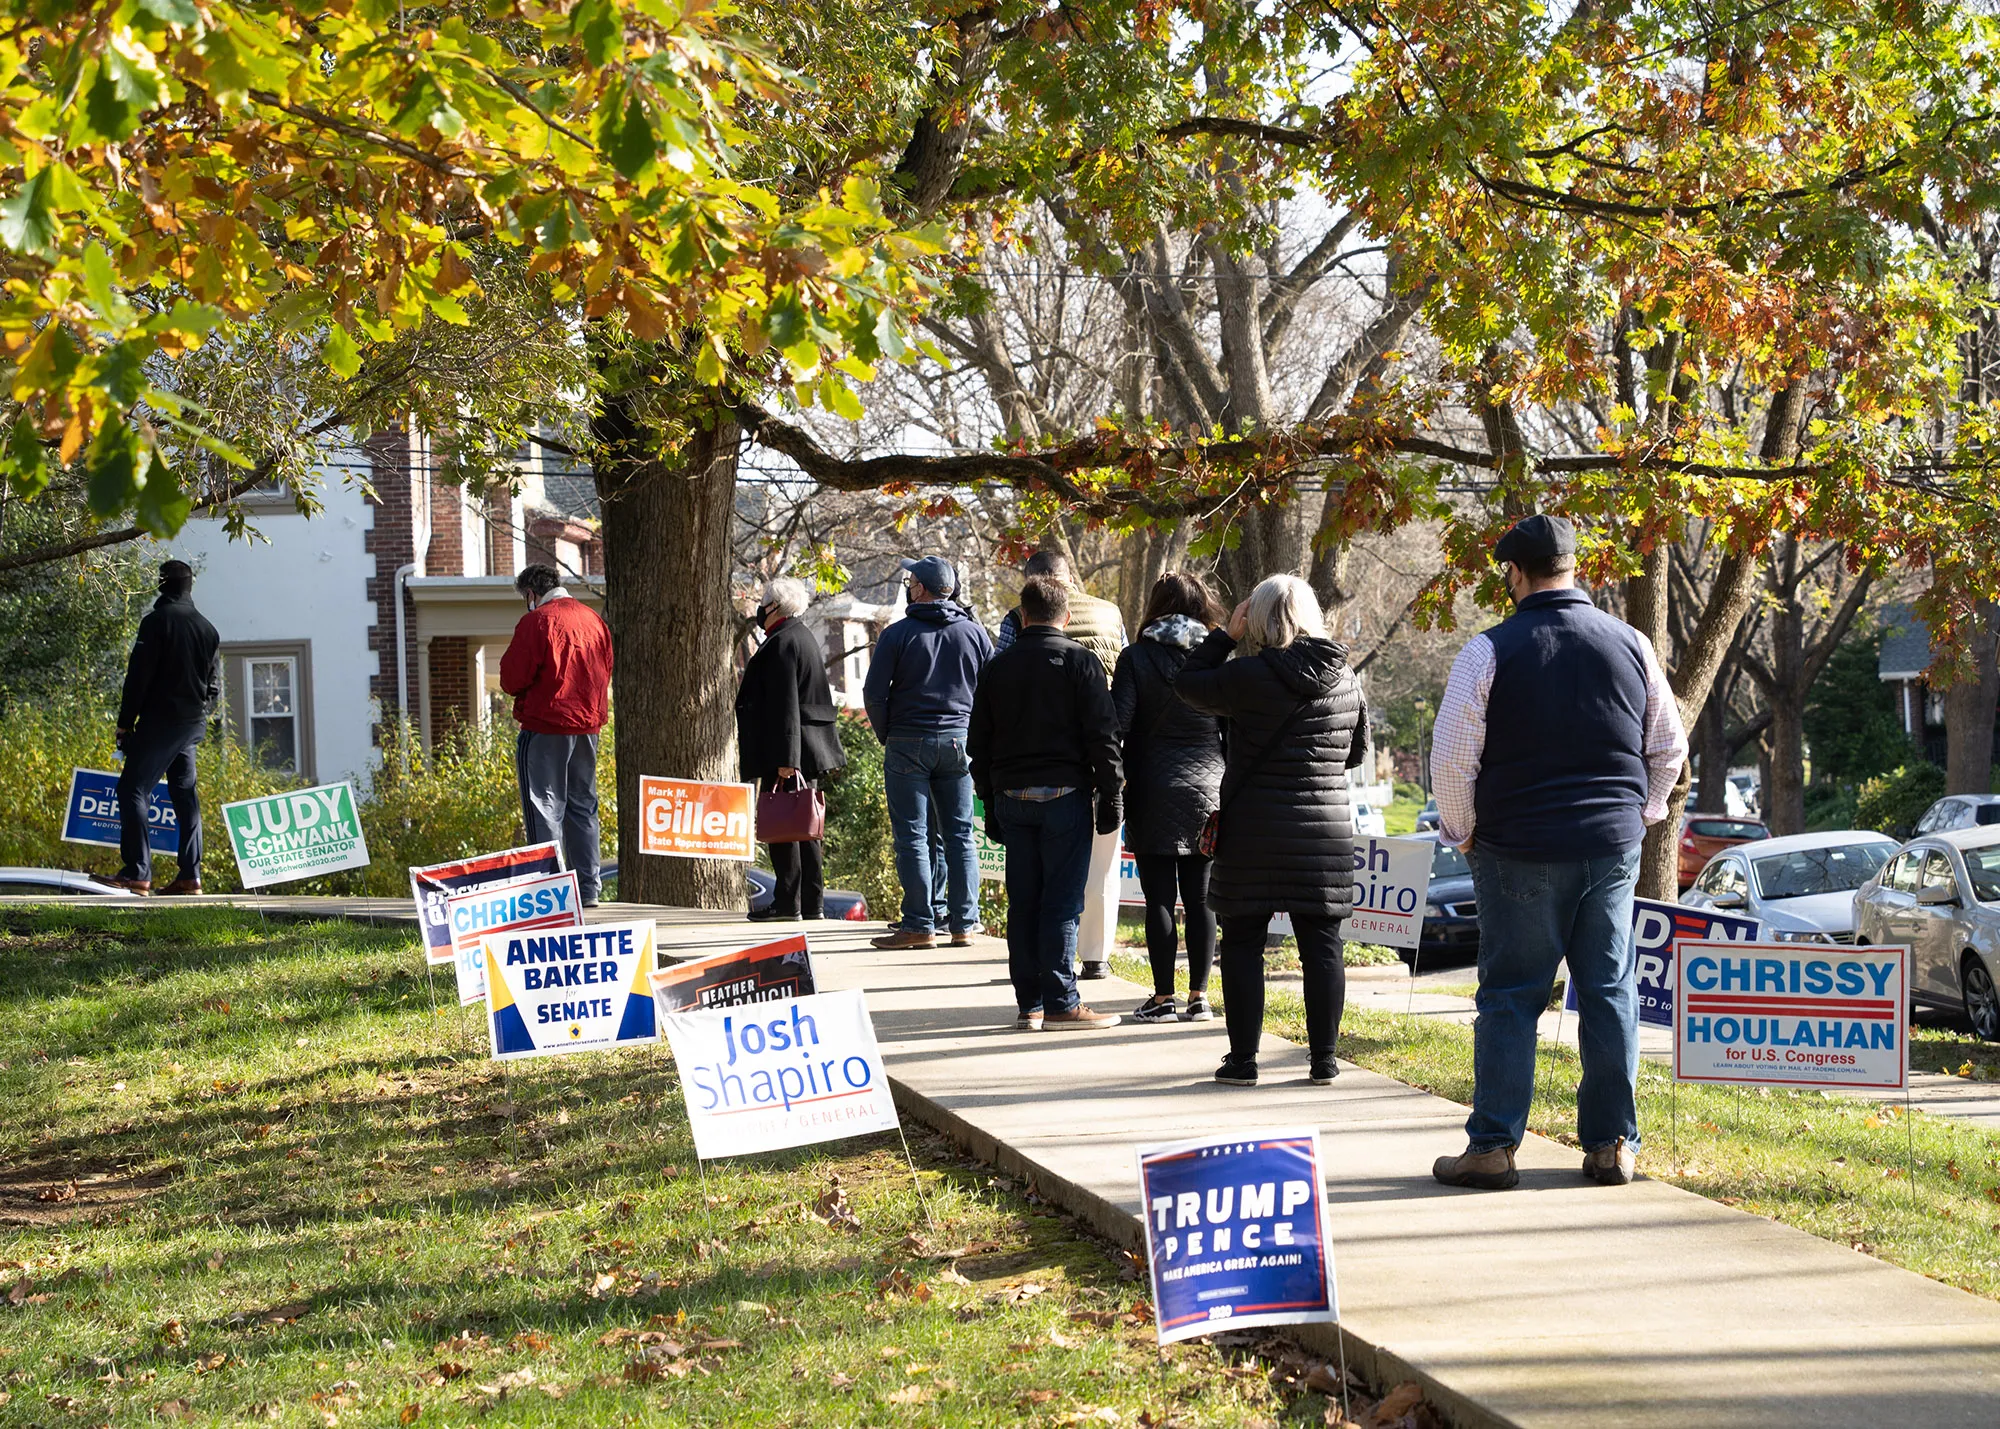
[1674,941,1909,1091]
[1137,1130,1336,1346]
[483,918,658,1061]
[660,989,900,1160]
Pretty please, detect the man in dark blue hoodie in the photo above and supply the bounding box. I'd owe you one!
[864,556,995,949]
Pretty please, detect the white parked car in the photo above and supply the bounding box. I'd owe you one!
[1352,801,1388,838]
[1852,827,2000,1040]
[1681,830,1897,943]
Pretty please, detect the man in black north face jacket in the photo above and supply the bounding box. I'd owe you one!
[102,560,221,895]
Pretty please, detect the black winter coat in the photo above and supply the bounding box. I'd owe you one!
[735,618,846,785]
[1112,634,1224,856]
[1173,629,1368,919]
[118,592,221,731]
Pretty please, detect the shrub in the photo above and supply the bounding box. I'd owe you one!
[1854,762,1946,840]
[822,712,898,916]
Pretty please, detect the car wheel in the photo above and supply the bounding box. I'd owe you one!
[1963,955,2000,1043]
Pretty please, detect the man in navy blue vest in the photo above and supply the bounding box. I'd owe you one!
[1429,515,1687,1190]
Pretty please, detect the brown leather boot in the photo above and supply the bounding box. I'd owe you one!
[157,879,203,896]
[870,928,936,950]
[91,874,151,895]
[1432,1144,1520,1190]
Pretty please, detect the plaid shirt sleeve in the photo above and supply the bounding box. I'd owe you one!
[1638,634,1690,825]
[1430,634,1494,848]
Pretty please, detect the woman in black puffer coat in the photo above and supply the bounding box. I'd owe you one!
[1112,572,1227,1025]
[1175,574,1367,1088]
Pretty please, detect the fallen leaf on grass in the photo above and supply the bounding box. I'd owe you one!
[191,1351,229,1374]
[993,1280,1049,1303]
[884,1384,933,1404]
[812,1182,863,1232]
[1059,1407,1120,1425]
[828,1372,854,1391]
[424,1363,470,1385]
[1368,1381,1425,1425]
[1047,1330,1080,1349]
[155,1397,194,1419]
[1304,1362,1344,1395]
[256,1301,313,1325]
[1017,1389,1058,1407]
[510,1331,550,1353]
[398,1407,420,1425]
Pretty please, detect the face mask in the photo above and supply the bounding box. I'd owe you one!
[753,604,770,627]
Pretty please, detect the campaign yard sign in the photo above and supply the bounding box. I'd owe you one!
[483,918,659,1061]
[409,842,563,965]
[63,768,176,855]
[637,777,756,861]
[972,798,1006,883]
[1342,836,1433,951]
[1564,898,1761,1027]
[1137,1129,1337,1346]
[660,988,900,1160]
[445,870,583,1005]
[651,933,816,1014]
[222,783,370,887]
[1674,941,1909,1092]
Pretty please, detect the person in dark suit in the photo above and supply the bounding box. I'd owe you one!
[736,578,846,919]
[101,559,220,895]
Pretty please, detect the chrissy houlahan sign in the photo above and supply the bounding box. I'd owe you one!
[1674,941,1909,1092]
[1565,898,1761,1028]
[445,870,583,1006]
[660,988,900,1160]
[483,918,659,1061]
[409,842,563,966]
[1137,1129,1337,1346]
[222,783,370,888]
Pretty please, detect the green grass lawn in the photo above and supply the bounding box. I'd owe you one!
[1113,948,2000,1301]
[0,907,1388,1428]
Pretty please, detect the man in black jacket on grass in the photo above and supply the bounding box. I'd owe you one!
[969,575,1124,1030]
[99,560,221,895]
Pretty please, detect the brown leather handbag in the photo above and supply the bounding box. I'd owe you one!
[756,772,826,844]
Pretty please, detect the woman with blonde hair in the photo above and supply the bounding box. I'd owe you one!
[1174,574,1368,1086]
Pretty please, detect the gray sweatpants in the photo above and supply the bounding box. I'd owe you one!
[515,729,601,901]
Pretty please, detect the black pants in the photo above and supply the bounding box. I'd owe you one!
[117,719,204,884]
[1218,912,1345,1062]
[767,840,824,916]
[1133,853,1214,997]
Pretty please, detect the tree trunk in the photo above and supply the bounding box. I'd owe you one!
[1693,694,1732,812]
[1945,600,2000,793]
[596,393,745,910]
[1625,545,1687,899]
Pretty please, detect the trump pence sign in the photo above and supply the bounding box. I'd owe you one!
[661,988,900,1159]
[483,918,659,1061]
[222,783,370,887]
[1138,1129,1337,1345]
[637,777,755,861]
[1674,941,1909,1091]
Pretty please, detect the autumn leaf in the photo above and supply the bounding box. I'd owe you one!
[397,1406,420,1426]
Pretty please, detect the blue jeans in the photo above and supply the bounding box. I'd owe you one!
[117,719,204,884]
[516,730,601,902]
[883,732,979,934]
[1467,845,1641,1153]
[996,790,1093,1015]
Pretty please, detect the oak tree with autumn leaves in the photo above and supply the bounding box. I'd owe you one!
[4,0,1999,904]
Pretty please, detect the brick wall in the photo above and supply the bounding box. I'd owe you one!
[427,636,472,745]
[428,474,464,577]
[486,484,516,578]
[363,427,419,738]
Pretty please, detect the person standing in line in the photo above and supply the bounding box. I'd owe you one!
[500,563,614,908]
[1429,515,1688,1191]
[862,555,993,950]
[971,575,1125,1030]
[996,549,1126,977]
[735,577,845,921]
[1112,572,1227,1023]
[98,559,220,895]
[1175,575,1367,1087]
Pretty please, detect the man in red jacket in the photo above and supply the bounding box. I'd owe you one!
[500,564,614,905]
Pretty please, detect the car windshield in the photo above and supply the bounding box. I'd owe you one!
[1751,844,1892,899]
[1431,843,1470,879]
[1962,847,2000,903]
[1689,818,1766,840]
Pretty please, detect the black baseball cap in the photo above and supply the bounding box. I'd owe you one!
[899,555,958,597]
[1493,514,1576,567]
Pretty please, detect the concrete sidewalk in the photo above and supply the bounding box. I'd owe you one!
[36,895,2000,1424]
[793,924,2000,1428]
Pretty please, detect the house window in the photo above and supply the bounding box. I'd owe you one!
[220,642,316,781]
[248,658,299,771]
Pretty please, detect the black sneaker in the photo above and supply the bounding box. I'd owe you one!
[1214,1056,1258,1087]
[1131,995,1179,1023]
[1309,1054,1338,1086]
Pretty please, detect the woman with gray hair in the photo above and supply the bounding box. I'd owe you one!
[1174,574,1368,1086]
[735,577,845,919]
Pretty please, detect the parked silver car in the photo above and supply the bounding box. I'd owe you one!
[1852,827,2000,1041]
[1681,830,1897,942]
